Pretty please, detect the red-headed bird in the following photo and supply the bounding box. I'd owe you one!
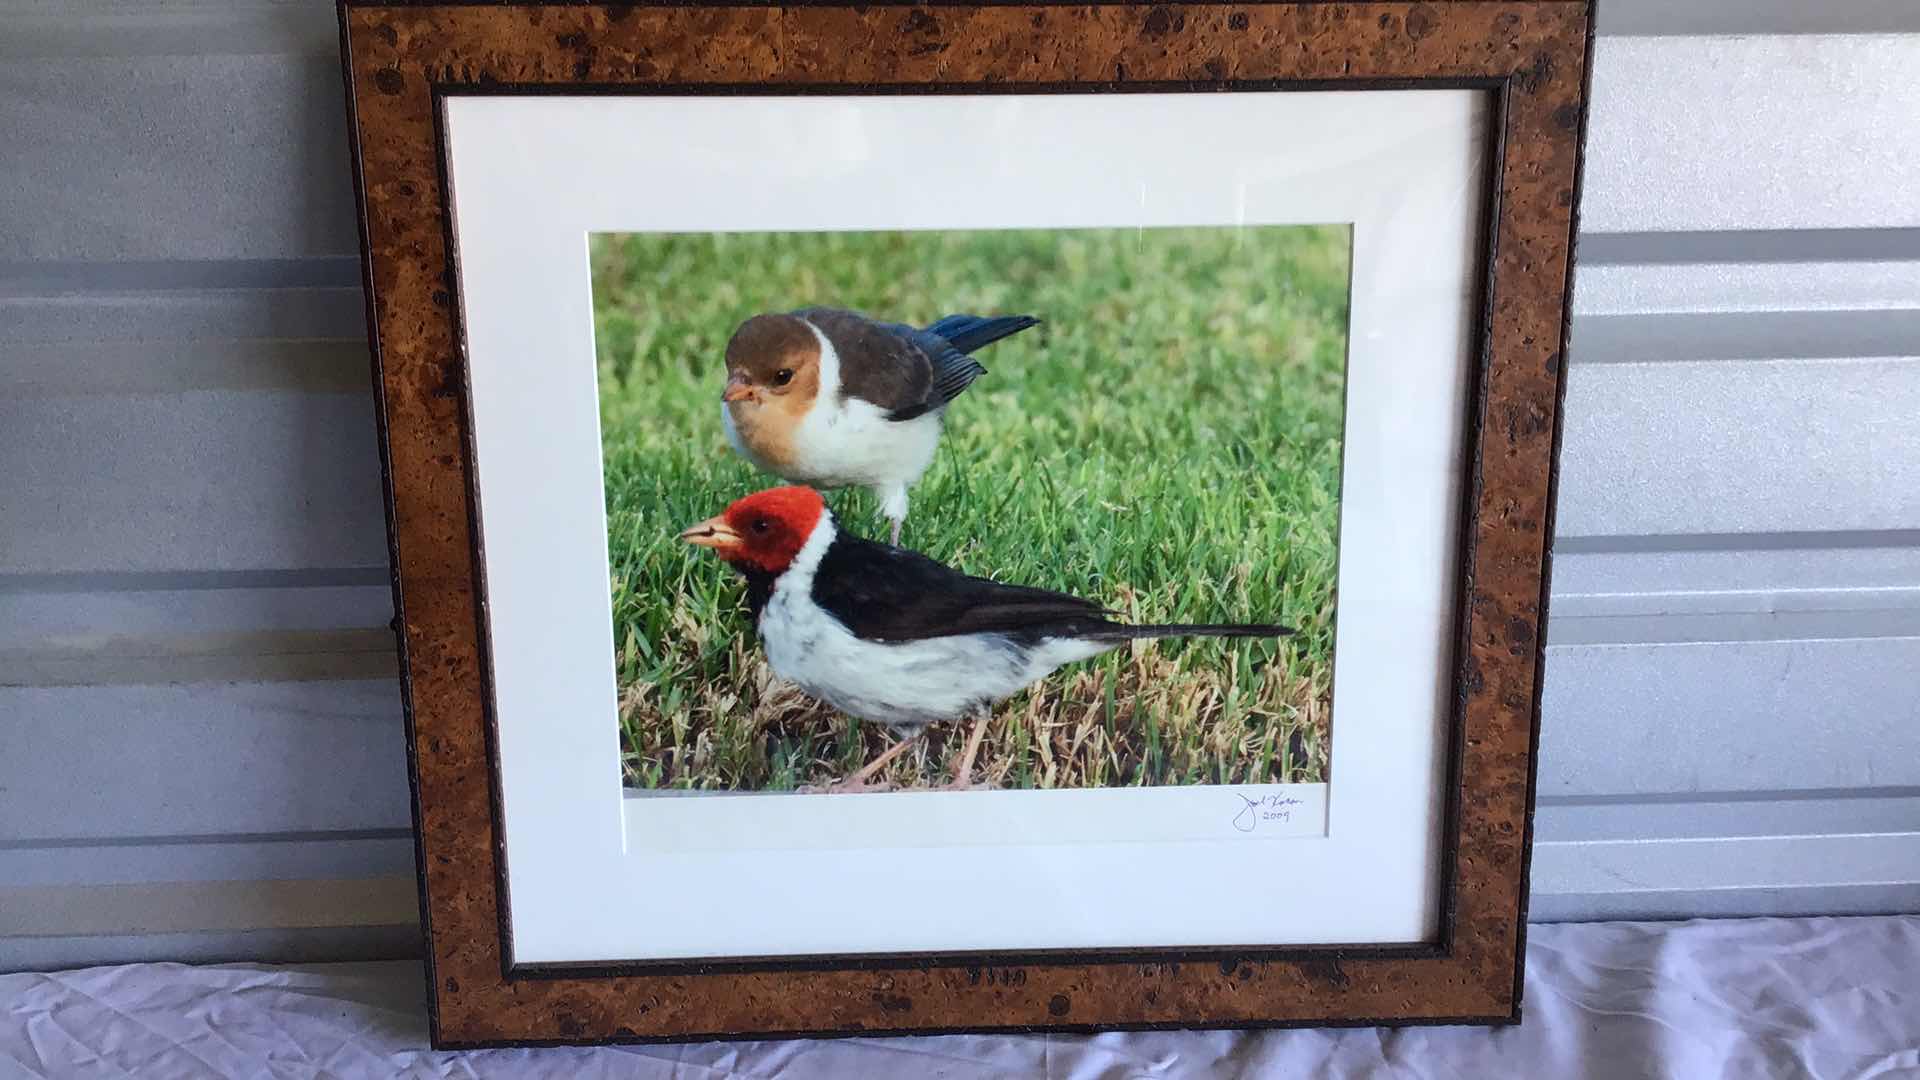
[681,486,1293,790]
[720,307,1040,545]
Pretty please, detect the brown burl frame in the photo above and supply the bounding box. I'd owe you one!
[339,0,1591,1048]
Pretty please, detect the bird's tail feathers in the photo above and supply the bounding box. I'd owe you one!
[1093,621,1294,642]
[928,313,1042,354]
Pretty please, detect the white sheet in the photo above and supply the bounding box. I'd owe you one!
[2,917,1916,1078]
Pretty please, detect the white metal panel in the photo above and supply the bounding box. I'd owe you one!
[0,879,417,938]
[1582,35,1920,233]
[0,877,420,974]
[1529,794,1920,921]
[1538,638,1920,796]
[1,0,340,59]
[1573,257,1920,318]
[0,835,414,889]
[0,682,410,841]
[1555,356,1920,538]
[0,583,393,686]
[0,926,421,975]
[0,54,358,261]
[1550,545,1920,620]
[0,389,389,575]
[1597,0,1920,37]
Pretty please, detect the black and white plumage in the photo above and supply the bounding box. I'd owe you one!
[719,307,1040,544]
[681,486,1291,788]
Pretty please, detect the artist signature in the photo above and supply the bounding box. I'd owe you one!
[1232,792,1305,833]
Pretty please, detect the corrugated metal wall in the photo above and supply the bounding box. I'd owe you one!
[3,2,1916,971]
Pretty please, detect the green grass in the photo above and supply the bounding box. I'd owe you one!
[591,225,1350,791]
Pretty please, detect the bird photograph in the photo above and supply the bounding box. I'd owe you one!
[592,225,1349,792]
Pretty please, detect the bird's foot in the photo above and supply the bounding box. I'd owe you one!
[887,519,903,547]
[798,777,897,795]
[937,778,994,793]
[940,709,995,792]
[803,731,923,794]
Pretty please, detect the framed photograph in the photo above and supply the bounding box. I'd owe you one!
[339,0,1593,1046]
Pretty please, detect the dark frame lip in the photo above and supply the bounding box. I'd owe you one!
[433,75,1511,96]
[340,0,1591,1045]
[509,941,1449,981]
[425,71,1505,981]
[433,1009,1521,1054]
[345,0,1563,7]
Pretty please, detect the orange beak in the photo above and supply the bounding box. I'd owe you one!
[679,516,742,551]
[721,372,755,404]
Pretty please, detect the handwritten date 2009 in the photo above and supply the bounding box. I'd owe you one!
[1232,792,1305,833]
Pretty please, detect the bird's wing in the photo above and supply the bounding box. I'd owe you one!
[810,534,1114,643]
[907,313,1040,416]
[917,340,987,416]
[795,308,935,419]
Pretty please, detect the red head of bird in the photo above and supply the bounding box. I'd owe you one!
[679,485,827,575]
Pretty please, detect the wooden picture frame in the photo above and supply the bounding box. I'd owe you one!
[338,0,1592,1047]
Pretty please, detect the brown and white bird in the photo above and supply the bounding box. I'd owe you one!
[681,486,1292,791]
[720,307,1039,544]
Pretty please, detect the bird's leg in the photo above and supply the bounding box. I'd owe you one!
[875,485,909,547]
[942,706,994,791]
[824,728,923,793]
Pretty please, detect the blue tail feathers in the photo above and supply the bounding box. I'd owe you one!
[925,313,1042,354]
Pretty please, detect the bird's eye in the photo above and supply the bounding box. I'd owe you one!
[772,368,793,387]
[752,517,772,534]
